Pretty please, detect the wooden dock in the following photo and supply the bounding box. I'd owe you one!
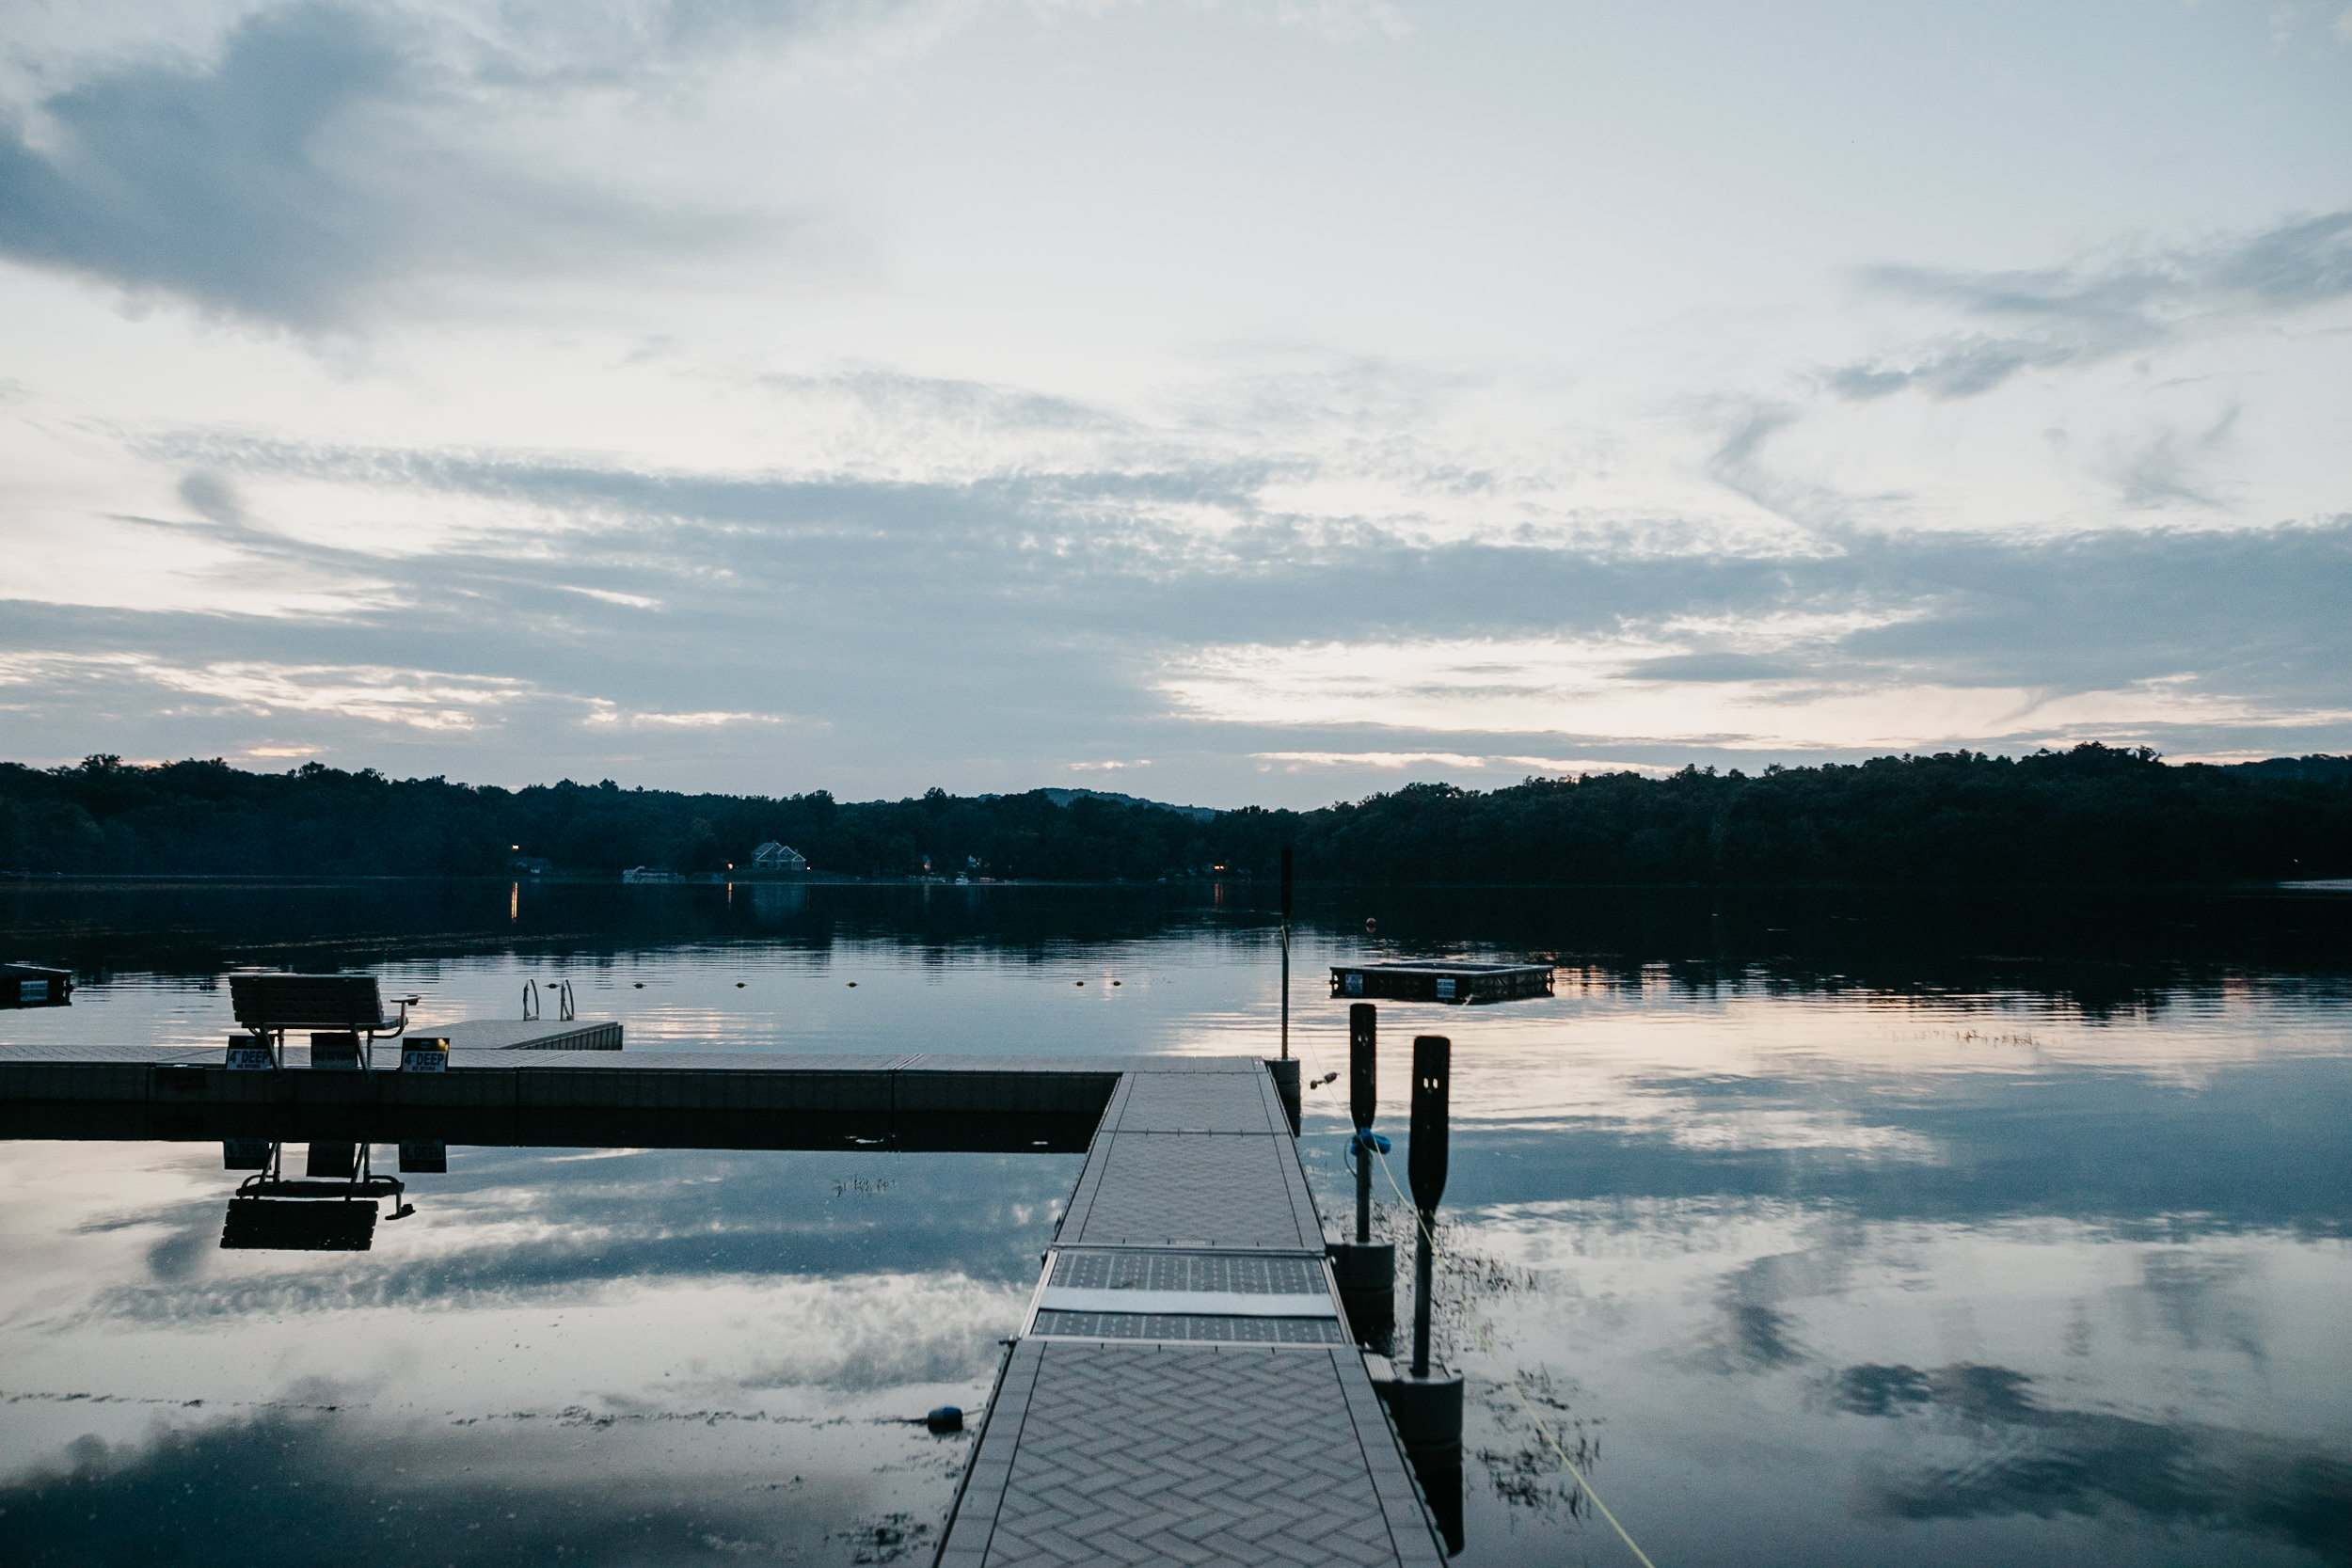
[0,1043,1450,1566]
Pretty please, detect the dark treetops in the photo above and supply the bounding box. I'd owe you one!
[3,746,2348,885]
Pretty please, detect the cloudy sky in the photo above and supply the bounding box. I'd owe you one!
[2,0,2347,805]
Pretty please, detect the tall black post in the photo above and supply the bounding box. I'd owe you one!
[1278,847,1294,1061]
[1351,1002,1376,1243]
[1408,1033,1449,1379]
[1375,1031,1463,1553]
[1329,1001,1393,1341]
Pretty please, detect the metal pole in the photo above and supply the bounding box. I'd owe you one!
[1279,847,1294,1061]
[1351,1002,1376,1244]
[1279,924,1290,1061]
[1412,1220,1435,1379]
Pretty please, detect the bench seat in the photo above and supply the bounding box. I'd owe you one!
[230,973,411,1037]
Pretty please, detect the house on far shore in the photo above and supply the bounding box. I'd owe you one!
[622,865,685,884]
[752,842,808,874]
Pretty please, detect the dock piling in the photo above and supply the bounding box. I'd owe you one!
[1407,1034,1448,1378]
[1353,1003,1376,1244]
[1375,1033,1465,1550]
[1329,1002,1395,1339]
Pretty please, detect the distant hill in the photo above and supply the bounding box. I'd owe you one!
[1030,788,1219,821]
[2221,754,2352,782]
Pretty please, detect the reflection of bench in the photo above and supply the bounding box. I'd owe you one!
[220,1140,412,1250]
[229,973,417,1069]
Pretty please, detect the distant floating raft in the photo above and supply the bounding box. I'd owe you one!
[1329,961,1554,1005]
[0,963,72,1008]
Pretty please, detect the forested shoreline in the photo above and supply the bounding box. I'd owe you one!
[3,747,2348,885]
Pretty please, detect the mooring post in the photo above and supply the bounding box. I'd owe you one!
[1369,1031,1465,1553]
[1407,1033,1448,1378]
[1352,1002,1376,1243]
[1328,1002,1393,1339]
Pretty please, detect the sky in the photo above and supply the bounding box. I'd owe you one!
[1,0,2347,808]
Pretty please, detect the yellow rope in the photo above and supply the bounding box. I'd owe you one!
[1372,1147,1661,1568]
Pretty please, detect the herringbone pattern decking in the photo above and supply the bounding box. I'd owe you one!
[980,1345,1421,1567]
[1062,1134,1316,1250]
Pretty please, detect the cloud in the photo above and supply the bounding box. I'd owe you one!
[559,585,663,610]
[1250,751,1664,775]
[5,392,2348,789]
[0,650,545,731]
[0,4,763,329]
[0,0,1418,333]
[1827,209,2352,402]
[0,651,805,737]
[583,705,797,729]
[2106,404,2242,511]
[1159,601,2352,752]
[1698,399,1898,531]
[1825,338,2069,402]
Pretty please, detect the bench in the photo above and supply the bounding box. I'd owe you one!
[228,973,417,1069]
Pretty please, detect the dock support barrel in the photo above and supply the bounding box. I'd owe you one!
[1265,1056,1301,1135]
[1328,1002,1394,1339]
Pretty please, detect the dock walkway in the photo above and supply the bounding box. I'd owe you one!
[946,1060,1443,1567]
[0,1043,1447,1566]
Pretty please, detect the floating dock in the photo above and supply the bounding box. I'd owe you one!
[1331,960,1554,1005]
[0,1042,1449,1566]
[434,1017,623,1051]
[0,962,72,1007]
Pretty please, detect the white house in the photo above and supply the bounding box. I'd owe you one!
[752,841,808,873]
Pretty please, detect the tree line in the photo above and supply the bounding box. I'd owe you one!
[2,745,2347,884]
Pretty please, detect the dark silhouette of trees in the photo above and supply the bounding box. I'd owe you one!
[0,745,2345,884]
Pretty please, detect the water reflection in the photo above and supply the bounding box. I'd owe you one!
[0,1136,1079,1565]
[2,1404,939,1567]
[3,882,2350,1565]
[1841,1361,2352,1560]
[218,1140,413,1251]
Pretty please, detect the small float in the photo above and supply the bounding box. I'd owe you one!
[1328,959,1554,1005]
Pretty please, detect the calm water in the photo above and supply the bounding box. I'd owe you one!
[2,879,2349,1566]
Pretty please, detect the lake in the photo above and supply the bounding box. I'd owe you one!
[2,878,2348,1566]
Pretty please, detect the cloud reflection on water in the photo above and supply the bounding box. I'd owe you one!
[0,1403,947,1567]
[5,882,2351,1565]
[1841,1362,2352,1562]
[0,1138,1068,1565]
